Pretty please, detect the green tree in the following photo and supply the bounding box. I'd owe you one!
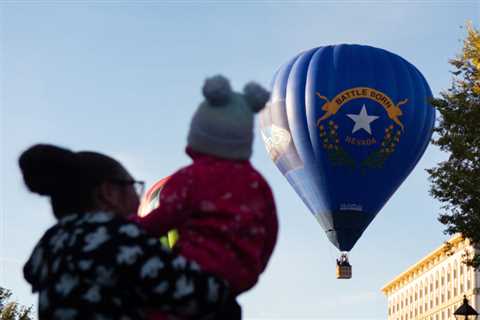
[427,22,480,269]
[0,287,33,320]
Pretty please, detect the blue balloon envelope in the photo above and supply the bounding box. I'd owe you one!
[260,44,434,252]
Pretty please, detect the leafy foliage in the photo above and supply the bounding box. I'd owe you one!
[427,22,480,269]
[0,287,33,320]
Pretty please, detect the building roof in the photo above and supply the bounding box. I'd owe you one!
[381,234,467,294]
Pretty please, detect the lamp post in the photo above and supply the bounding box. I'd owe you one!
[454,295,478,320]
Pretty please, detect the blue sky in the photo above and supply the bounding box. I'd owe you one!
[1,1,479,319]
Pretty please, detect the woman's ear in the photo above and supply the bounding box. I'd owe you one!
[94,182,120,212]
[93,180,138,217]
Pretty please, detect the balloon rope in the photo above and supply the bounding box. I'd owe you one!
[327,242,337,264]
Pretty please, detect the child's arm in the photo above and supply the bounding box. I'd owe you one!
[136,168,194,237]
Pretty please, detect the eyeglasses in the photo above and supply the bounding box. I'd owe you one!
[108,178,145,197]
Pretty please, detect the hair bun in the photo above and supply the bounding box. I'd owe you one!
[202,75,232,106]
[19,144,77,196]
[243,82,270,113]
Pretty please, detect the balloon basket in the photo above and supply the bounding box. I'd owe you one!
[336,253,352,279]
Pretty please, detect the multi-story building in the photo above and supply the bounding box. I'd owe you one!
[382,234,479,320]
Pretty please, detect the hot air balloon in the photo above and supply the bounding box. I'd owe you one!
[260,44,435,278]
[138,176,179,249]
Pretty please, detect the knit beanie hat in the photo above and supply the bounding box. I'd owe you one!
[187,75,270,160]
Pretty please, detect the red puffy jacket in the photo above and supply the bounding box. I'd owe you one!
[136,148,278,295]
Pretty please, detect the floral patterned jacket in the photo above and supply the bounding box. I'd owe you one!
[23,211,229,320]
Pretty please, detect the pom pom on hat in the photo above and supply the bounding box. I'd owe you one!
[243,82,270,113]
[202,75,232,106]
[189,74,271,160]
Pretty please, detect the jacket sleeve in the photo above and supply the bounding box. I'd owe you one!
[260,180,278,272]
[227,175,279,294]
[112,220,229,317]
[136,167,194,237]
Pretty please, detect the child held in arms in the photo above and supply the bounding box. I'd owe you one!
[135,75,278,319]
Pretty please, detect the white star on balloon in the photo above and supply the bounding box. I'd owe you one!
[346,105,379,135]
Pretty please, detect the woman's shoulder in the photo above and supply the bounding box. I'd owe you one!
[31,211,152,258]
[24,211,159,284]
[58,211,139,231]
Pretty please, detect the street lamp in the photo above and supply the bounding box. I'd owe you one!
[454,295,478,320]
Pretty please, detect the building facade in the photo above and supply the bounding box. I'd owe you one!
[382,235,479,320]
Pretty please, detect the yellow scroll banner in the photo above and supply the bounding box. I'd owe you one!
[316,87,408,130]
